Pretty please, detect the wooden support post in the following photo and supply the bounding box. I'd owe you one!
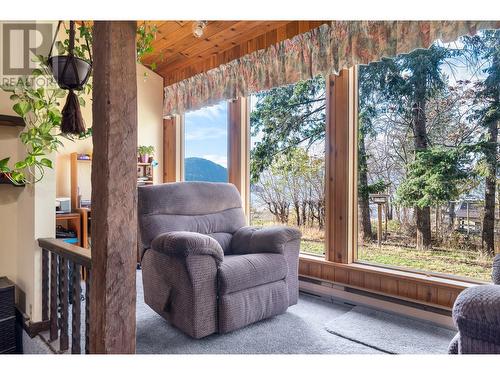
[325,70,352,263]
[163,115,184,182]
[90,21,138,354]
[377,204,383,248]
[228,97,250,220]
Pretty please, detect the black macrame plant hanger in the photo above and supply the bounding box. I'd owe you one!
[48,21,92,135]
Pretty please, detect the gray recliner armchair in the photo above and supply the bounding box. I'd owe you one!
[138,182,301,338]
[449,255,500,354]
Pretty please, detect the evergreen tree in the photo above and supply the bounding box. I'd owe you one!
[360,46,452,249]
[463,31,500,255]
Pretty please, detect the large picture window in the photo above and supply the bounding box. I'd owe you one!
[249,77,326,255]
[183,101,228,182]
[355,31,499,281]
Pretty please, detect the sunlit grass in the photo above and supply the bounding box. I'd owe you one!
[358,243,493,281]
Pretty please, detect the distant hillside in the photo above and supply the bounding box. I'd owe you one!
[185,157,228,182]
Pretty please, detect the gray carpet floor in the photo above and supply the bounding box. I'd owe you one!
[135,271,454,354]
[325,306,456,354]
[26,270,456,354]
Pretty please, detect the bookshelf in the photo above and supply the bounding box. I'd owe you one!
[137,162,154,186]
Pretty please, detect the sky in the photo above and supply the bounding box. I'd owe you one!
[184,96,260,169]
[184,35,488,171]
[184,101,228,168]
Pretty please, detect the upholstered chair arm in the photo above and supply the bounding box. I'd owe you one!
[452,285,500,350]
[231,226,302,255]
[151,231,224,265]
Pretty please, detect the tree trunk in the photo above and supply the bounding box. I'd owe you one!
[412,78,432,250]
[416,206,432,250]
[293,201,301,226]
[387,201,393,221]
[301,202,307,227]
[482,118,498,256]
[358,125,373,242]
[448,201,456,230]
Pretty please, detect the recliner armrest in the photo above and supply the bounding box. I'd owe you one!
[231,226,301,254]
[492,254,500,285]
[151,231,224,265]
[453,285,500,345]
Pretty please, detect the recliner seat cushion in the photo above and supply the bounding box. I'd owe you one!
[218,253,288,295]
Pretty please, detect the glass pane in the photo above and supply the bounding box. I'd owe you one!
[184,101,228,182]
[250,76,326,256]
[356,31,499,281]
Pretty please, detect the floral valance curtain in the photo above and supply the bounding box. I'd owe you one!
[163,20,500,116]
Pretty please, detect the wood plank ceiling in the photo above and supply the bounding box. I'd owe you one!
[141,21,328,86]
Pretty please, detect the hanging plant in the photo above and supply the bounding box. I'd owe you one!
[0,22,92,185]
[136,23,159,70]
[48,21,92,135]
[0,21,157,185]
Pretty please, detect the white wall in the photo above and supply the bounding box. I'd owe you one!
[56,63,164,197]
[137,63,164,185]
[0,21,57,320]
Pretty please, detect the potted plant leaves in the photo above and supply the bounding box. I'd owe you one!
[137,145,155,163]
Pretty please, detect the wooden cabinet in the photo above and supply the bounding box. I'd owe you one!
[56,212,82,247]
[137,163,154,186]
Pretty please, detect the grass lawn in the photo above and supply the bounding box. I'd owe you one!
[252,218,494,281]
[301,239,325,256]
[358,243,493,281]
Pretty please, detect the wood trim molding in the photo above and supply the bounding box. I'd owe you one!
[325,70,352,263]
[228,97,250,221]
[16,307,50,339]
[163,115,184,182]
[299,255,480,310]
[299,280,455,329]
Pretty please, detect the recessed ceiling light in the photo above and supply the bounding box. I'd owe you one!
[192,21,207,38]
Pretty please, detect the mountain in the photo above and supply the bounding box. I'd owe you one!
[185,157,228,182]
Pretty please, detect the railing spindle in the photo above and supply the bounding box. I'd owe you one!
[85,269,90,354]
[59,258,69,351]
[50,253,59,342]
[38,238,91,354]
[42,248,49,322]
[71,262,82,354]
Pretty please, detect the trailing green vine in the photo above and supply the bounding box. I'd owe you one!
[0,31,92,185]
[136,23,159,70]
[0,22,157,185]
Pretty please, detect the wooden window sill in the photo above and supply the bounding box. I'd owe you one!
[299,253,486,289]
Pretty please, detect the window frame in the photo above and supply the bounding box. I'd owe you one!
[163,68,486,312]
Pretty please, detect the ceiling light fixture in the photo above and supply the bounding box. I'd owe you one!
[192,21,207,38]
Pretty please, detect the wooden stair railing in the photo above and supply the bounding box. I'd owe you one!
[38,238,91,354]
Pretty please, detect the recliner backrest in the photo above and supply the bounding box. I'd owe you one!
[138,182,246,257]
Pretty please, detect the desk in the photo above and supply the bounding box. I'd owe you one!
[55,213,81,246]
[76,208,91,249]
